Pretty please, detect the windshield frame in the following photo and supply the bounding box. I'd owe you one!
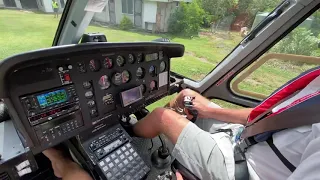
[52,0,73,46]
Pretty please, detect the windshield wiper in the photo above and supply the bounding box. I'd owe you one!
[242,0,291,45]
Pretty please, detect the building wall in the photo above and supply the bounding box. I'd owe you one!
[39,0,66,13]
[163,2,175,32]
[37,0,45,12]
[93,5,110,23]
[142,0,157,30]
[155,1,175,32]
[14,0,22,8]
[115,0,134,25]
[0,0,4,7]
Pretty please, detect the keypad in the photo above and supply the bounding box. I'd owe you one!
[98,142,150,180]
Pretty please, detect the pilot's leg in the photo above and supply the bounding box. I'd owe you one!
[133,108,234,180]
[43,148,93,180]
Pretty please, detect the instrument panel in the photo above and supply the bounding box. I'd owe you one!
[0,42,184,153]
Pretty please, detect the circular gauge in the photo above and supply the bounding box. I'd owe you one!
[137,53,143,63]
[116,55,125,67]
[140,84,146,94]
[150,81,157,91]
[136,67,145,79]
[128,54,135,64]
[112,72,122,86]
[122,70,130,83]
[99,75,111,90]
[160,61,166,72]
[149,65,156,77]
[89,59,101,72]
[102,57,113,69]
[83,81,91,89]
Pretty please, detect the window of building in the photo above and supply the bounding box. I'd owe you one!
[122,0,133,14]
[231,10,320,100]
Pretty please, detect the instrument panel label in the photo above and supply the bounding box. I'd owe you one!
[159,71,168,88]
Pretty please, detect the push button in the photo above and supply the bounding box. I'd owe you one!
[77,62,86,73]
[83,81,91,89]
[87,100,95,108]
[85,91,93,99]
[64,74,71,81]
[90,108,98,117]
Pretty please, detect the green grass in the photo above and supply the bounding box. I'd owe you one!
[1,9,316,111]
[0,9,240,110]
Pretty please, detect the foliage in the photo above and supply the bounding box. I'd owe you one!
[237,0,282,15]
[271,28,319,56]
[119,16,133,30]
[168,1,204,36]
[200,0,237,22]
[311,10,320,36]
[235,0,282,28]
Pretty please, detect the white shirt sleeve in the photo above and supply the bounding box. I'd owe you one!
[287,135,320,180]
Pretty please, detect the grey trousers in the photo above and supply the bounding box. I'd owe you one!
[172,119,243,180]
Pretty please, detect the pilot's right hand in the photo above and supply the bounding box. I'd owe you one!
[167,89,220,120]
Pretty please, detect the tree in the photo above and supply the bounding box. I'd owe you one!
[271,28,319,56]
[200,0,236,22]
[168,1,204,36]
[236,0,283,28]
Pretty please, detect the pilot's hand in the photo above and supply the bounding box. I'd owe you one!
[43,148,77,178]
[43,148,93,180]
[168,89,220,120]
[176,171,184,180]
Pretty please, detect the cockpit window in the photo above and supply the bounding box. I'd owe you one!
[0,0,67,60]
[1,0,284,81]
[87,0,284,81]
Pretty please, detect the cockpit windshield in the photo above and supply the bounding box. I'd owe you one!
[1,0,285,81]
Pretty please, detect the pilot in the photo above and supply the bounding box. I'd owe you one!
[44,88,320,179]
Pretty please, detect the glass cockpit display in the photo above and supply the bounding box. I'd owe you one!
[36,89,68,108]
[120,86,143,107]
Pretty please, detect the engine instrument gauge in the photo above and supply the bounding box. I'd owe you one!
[103,57,113,69]
[89,59,101,72]
[149,65,156,77]
[136,67,145,79]
[122,70,130,83]
[116,56,125,67]
[160,61,166,72]
[128,54,135,64]
[112,72,122,86]
[150,81,157,91]
[99,75,111,90]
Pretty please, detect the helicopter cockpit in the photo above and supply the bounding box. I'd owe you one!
[0,0,319,179]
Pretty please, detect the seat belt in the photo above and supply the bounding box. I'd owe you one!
[266,138,296,172]
[241,94,320,139]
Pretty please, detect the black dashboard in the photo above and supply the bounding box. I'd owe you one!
[0,42,184,156]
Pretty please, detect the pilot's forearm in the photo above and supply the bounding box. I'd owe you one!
[202,108,253,125]
[133,108,189,144]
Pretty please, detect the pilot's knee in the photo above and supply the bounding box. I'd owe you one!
[153,108,182,127]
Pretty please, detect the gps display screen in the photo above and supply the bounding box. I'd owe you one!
[121,86,143,107]
[37,89,68,108]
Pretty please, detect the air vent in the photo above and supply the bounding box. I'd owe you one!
[0,172,10,180]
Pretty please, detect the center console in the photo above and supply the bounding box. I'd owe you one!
[0,42,184,180]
